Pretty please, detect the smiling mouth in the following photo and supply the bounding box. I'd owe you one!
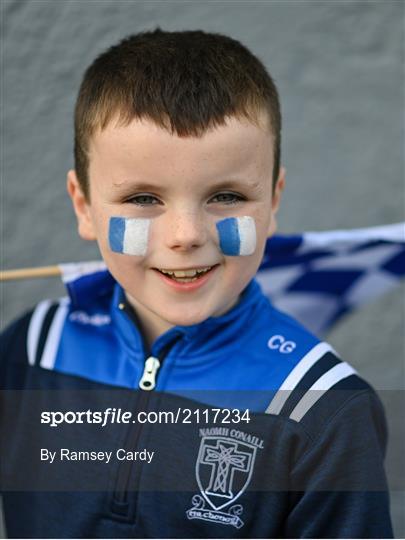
[154,265,218,283]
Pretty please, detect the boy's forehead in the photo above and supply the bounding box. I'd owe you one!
[88,114,274,183]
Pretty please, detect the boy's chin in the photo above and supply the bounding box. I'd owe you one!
[161,299,238,328]
[162,309,210,328]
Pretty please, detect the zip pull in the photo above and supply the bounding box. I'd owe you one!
[139,356,161,391]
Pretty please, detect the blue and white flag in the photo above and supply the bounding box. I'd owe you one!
[256,222,405,335]
[60,223,405,336]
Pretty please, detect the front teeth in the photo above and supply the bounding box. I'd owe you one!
[160,266,212,278]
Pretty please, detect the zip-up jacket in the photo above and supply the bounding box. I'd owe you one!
[0,268,393,538]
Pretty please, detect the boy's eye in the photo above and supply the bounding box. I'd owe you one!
[209,192,245,205]
[127,194,162,206]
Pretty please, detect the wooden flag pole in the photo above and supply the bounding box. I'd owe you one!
[0,265,62,281]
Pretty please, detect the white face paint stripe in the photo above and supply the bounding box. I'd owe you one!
[123,218,151,256]
[109,217,151,256]
[238,216,257,256]
[216,216,257,256]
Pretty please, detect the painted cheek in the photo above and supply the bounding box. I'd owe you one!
[108,217,151,256]
[216,216,257,256]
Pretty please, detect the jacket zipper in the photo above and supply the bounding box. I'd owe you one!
[111,303,181,518]
[139,356,160,390]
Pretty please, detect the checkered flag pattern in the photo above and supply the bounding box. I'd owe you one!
[60,223,405,337]
[256,223,405,335]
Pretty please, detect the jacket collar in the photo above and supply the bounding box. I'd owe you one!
[64,266,269,358]
[112,278,269,358]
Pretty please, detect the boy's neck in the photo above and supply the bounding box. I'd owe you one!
[124,293,174,351]
[123,290,243,352]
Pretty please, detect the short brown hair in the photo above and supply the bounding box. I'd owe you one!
[74,28,282,199]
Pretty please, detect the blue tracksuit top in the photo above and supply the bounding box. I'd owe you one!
[0,268,394,538]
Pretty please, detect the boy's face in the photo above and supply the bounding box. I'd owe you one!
[68,115,285,339]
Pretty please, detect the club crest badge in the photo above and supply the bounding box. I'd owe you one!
[186,431,262,529]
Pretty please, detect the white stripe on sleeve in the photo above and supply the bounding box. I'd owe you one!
[289,362,357,422]
[39,298,69,370]
[27,299,52,366]
[265,342,336,415]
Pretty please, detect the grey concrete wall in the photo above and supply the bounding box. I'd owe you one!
[1,1,404,537]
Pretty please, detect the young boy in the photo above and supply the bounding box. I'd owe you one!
[0,28,393,538]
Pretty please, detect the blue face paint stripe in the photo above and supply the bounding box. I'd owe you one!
[109,217,125,253]
[216,218,241,256]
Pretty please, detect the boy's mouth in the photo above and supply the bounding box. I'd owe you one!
[153,265,217,283]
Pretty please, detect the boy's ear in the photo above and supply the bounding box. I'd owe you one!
[267,166,286,237]
[66,169,96,241]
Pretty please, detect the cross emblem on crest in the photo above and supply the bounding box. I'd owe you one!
[188,435,259,526]
[201,439,252,499]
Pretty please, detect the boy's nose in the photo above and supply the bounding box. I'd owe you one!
[165,210,207,252]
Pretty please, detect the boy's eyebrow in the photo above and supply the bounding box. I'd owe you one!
[113,178,262,192]
[208,178,262,191]
[112,180,166,192]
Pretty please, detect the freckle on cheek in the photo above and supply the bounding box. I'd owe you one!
[108,217,151,256]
